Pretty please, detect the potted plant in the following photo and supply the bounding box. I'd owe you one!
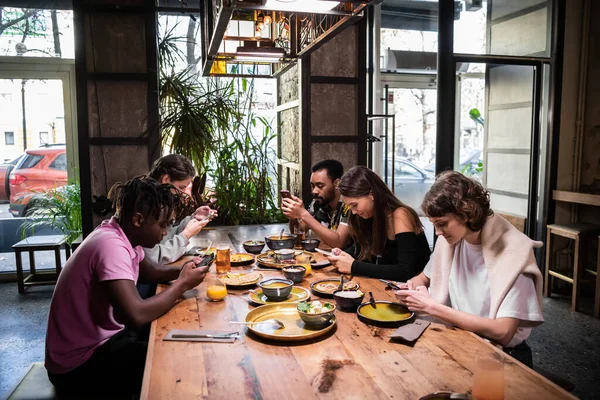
[20,182,82,245]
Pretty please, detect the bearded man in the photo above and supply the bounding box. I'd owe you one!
[282,159,350,249]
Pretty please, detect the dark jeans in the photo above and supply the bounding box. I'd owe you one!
[503,340,533,368]
[48,329,148,399]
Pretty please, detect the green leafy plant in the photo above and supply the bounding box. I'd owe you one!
[20,182,82,245]
[157,21,283,226]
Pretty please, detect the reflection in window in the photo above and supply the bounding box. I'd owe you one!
[4,131,14,145]
[39,131,49,145]
[49,153,67,171]
[0,8,74,58]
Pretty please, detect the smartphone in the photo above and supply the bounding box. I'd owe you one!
[315,248,334,257]
[379,279,402,290]
[280,190,291,199]
[194,253,214,268]
[198,209,216,222]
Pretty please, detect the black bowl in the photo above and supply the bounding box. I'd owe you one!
[242,240,265,254]
[333,290,365,312]
[301,239,321,252]
[264,235,295,250]
[356,301,414,327]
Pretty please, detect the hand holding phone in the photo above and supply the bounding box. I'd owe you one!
[280,190,291,199]
[315,248,338,257]
[198,209,216,222]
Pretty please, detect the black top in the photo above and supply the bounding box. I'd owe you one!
[350,232,431,282]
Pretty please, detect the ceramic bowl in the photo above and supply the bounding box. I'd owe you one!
[274,249,295,260]
[282,265,306,283]
[242,240,265,254]
[257,278,294,301]
[301,239,321,252]
[265,234,295,250]
[297,302,336,326]
[333,290,365,312]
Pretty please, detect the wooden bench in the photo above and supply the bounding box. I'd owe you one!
[12,235,69,294]
[5,362,57,400]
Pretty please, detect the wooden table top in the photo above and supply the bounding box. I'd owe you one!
[141,224,574,400]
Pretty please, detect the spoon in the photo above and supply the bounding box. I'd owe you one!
[368,291,377,309]
[278,228,285,240]
[229,319,285,329]
[337,274,345,292]
[199,240,213,257]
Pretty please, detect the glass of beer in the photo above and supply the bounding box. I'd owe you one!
[472,354,504,400]
[293,223,305,250]
[215,244,231,274]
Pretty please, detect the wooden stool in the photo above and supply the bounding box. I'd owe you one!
[13,235,69,294]
[5,362,57,400]
[544,223,600,312]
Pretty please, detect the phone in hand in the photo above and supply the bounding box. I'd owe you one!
[315,248,334,257]
[379,279,402,290]
[280,190,292,199]
[198,209,216,222]
[194,253,214,268]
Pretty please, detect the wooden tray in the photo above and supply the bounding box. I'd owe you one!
[244,303,336,342]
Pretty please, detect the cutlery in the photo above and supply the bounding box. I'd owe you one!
[229,319,285,329]
[368,291,377,309]
[199,240,213,257]
[337,274,345,292]
[172,332,238,339]
[278,229,285,240]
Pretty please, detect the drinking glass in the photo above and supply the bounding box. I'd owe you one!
[293,223,305,250]
[216,244,231,274]
[296,253,312,275]
[472,354,504,400]
[206,276,227,302]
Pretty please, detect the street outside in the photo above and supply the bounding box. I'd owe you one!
[0,202,67,275]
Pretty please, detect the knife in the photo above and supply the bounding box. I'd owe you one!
[172,333,238,339]
[368,291,377,309]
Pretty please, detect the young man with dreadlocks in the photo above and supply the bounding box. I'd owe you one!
[45,176,209,397]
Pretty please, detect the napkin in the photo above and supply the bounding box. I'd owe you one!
[389,319,431,343]
[163,329,239,343]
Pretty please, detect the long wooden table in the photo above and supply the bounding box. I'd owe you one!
[141,225,574,399]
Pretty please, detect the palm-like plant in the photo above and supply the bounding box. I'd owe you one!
[20,182,82,245]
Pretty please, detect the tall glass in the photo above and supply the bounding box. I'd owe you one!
[294,223,305,250]
[216,244,231,274]
[472,354,504,400]
[296,253,312,275]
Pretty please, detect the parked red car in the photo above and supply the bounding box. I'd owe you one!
[0,154,25,202]
[9,145,68,217]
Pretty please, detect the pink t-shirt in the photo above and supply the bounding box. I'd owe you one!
[45,217,145,374]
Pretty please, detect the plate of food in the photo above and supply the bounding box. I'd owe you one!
[248,286,311,305]
[310,278,360,298]
[230,253,255,266]
[255,250,315,269]
[244,303,336,342]
[219,271,263,288]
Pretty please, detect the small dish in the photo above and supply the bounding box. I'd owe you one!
[274,249,295,260]
[242,240,265,254]
[230,253,255,266]
[296,301,336,326]
[257,278,294,301]
[301,239,321,252]
[282,265,306,283]
[333,289,365,312]
[248,286,311,305]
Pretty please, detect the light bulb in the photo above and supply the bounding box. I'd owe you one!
[264,15,272,25]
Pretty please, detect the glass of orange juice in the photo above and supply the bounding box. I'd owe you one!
[216,244,231,274]
[296,253,312,275]
[472,354,504,400]
[206,276,227,302]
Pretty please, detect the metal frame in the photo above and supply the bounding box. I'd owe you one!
[434,0,562,245]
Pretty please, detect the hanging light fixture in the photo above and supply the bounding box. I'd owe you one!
[264,13,272,25]
[263,0,340,12]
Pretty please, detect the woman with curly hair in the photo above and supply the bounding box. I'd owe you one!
[326,166,431,281]
[395,171,543,367]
